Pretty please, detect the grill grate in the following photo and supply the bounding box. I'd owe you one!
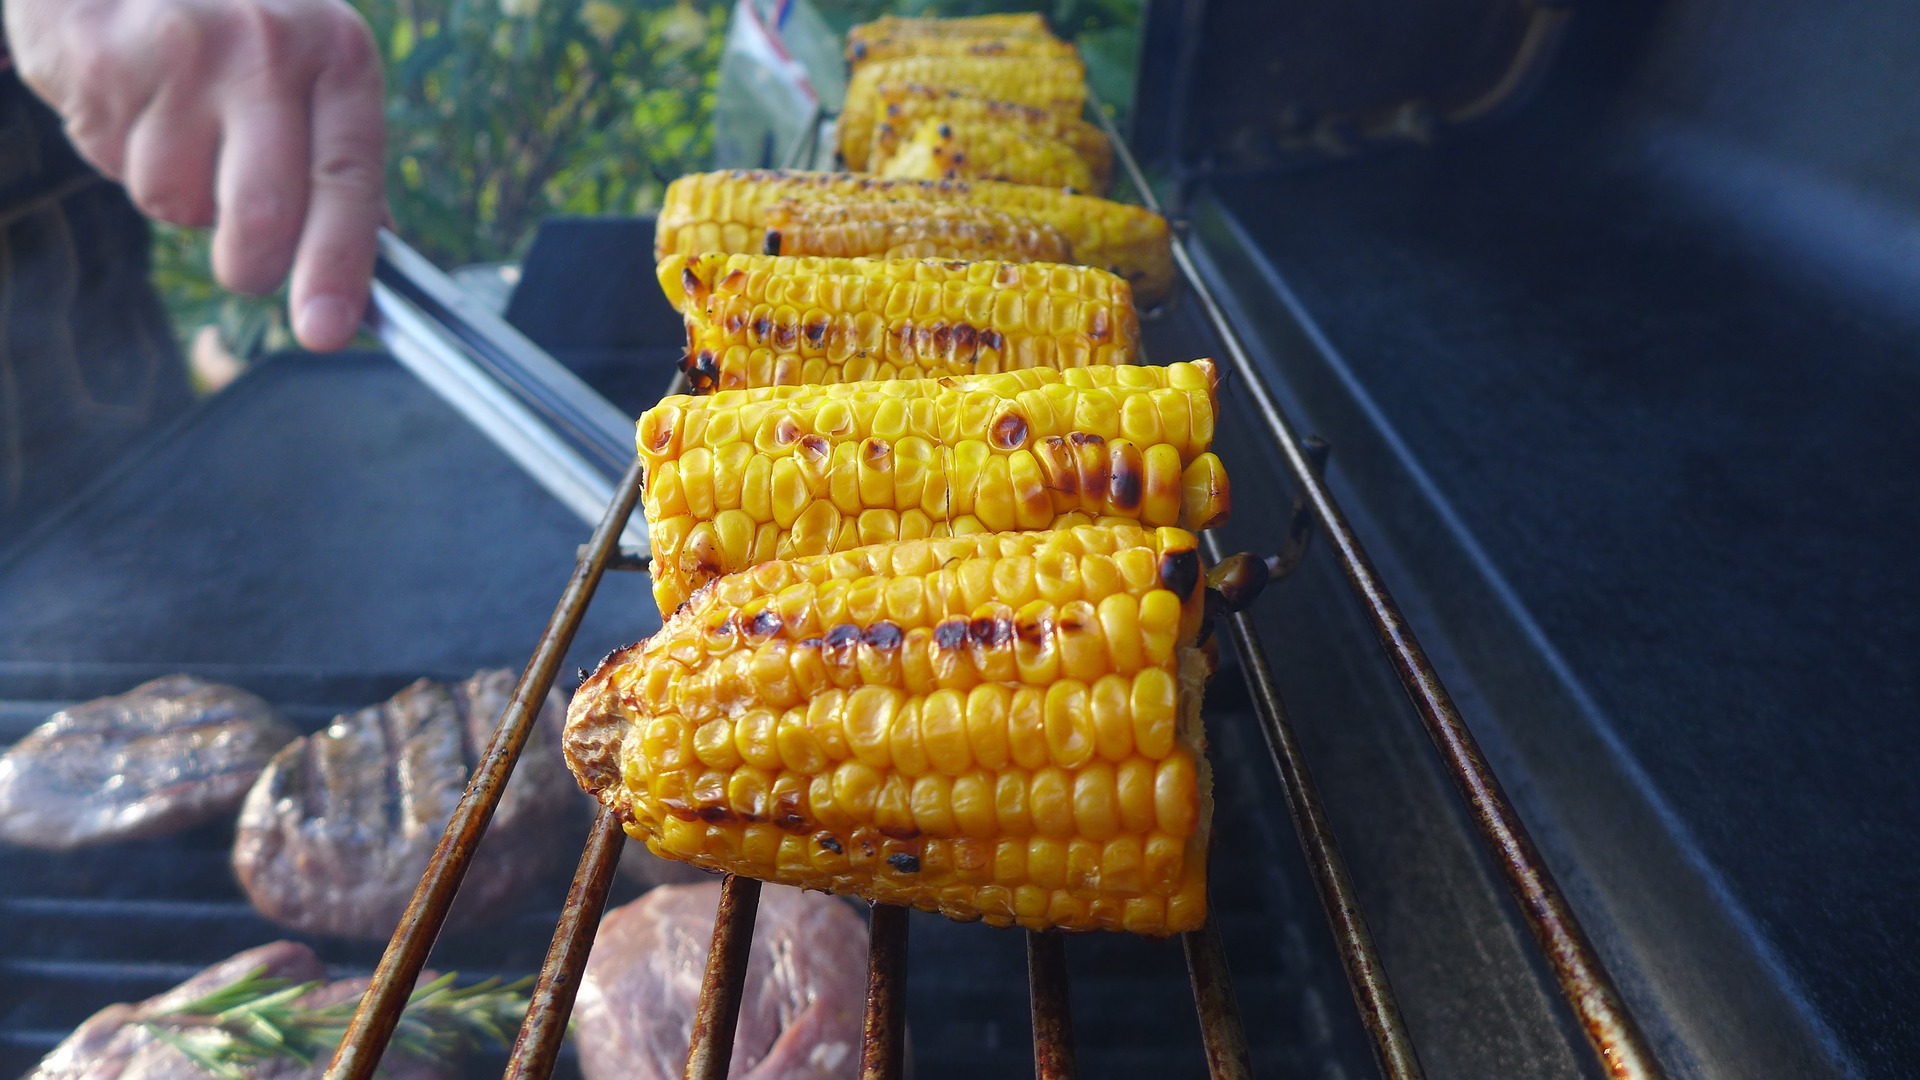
[321,107,1670,1080]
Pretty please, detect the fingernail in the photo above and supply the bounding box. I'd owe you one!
[296,296,354,349]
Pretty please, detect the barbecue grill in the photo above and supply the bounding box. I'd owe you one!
[6,1,1917,1078]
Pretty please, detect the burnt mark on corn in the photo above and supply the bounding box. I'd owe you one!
[1089,306,1111,341]
[859,837,878,858]
[1014,612,1053,644]
[817,833,843,853]
[1038,437,1077,493]
[1159,547,1201,598]
[862,622,903,650]
[863,438,892,464]
[774,416,802,445]
[645,418,674,452]
[933,619,970,650]
[720,268,747,292]
[825,624,862,661]
[1110,454,1143,511]
[980,328,1005,353]
[763,229,782,256]
[795,637,824,651]
[931,324,953,359]
[687,349,719,393]
[772,318,799,351]
[1068,431,1105,449]
[991,410,1028,450]
[970,616,1012,649]
[953,323,978,357]
[798,434,831,464]
[747,608,784,639]
[696,805,737,824]
[752,314,773,340]
[803,317,829,349]
[682,266,705,305]
[887,852,921,873]
[937,123,953,139]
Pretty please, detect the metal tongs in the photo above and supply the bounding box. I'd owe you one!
[362,228,650,554]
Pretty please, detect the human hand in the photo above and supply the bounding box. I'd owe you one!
[5,0,387,351]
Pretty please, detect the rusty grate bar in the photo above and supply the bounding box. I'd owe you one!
[860,904,910,1080]
[684,875,765,1080]
[1026,932,1077,1080]
[1091,97,1668,1080]
[324,454,646,1080]
[1181,914,1254,1080]
[504,809,627,1080]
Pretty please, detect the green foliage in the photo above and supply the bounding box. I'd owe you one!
[151,0,729,361]
[368,0,728,266]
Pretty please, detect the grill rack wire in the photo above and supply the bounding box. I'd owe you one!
[324,103,1670,1080]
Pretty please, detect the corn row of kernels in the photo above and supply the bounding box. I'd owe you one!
[763,201,1074,263]
[636,818,1206,934]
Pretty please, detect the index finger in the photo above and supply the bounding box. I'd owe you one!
[287,14,385,352]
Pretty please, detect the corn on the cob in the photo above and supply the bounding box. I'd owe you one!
[762,199,1072,263]
[871,84,1113,187]
[655,171,1175,306]
[637,359,1231,613]
[876,118,1097,193]
[563,524,1216,935]
[847,13,1054,56]
[848,32,1078,70]
[656,253,1140,391]
[841,57,1087,171]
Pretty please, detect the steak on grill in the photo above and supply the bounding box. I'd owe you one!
[25,941,451,1080]
[574,882,869,1080]
[0,676,297,850]
[231,669,577,939]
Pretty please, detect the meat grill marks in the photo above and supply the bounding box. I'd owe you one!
[0,676,297,850]
[231,670,578,941]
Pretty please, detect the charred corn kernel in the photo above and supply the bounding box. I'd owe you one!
[655,170,1176,306]
[763,199,1075,263]
[661,253,1139,392]
[636,361,1227,612]
[565,525,1215,934]
[865,84,1112,187]
[841,56,1087,170]
[877,118,1097,193]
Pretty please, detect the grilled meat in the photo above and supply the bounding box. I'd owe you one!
[25,941,450,1080]
[0,676,296,850]
[574,883,867,1080]
[232,670,576,940]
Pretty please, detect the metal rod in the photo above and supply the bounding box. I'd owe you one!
[859,904,910,1080]
[683,875,765,1080]
[1027,932,1077,1080]
[374,229,638,477]
[1181,913,1255,1080]
[1092,98,1668,1080]
[1202,535,1424,1080]
[501,809,628,1080]
[323,456,645,1080]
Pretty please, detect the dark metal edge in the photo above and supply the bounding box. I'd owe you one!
[683,875,765,1080]
[1027,932,1077,1080]
[860,904,910,1080]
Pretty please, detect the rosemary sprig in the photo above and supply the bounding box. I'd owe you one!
[140,965,533,1079]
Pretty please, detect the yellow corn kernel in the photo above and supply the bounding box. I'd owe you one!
[876,117,1097,194]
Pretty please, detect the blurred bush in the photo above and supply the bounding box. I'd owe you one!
[150,0,1139,368]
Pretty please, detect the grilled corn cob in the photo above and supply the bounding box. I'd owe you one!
[657,253,1140,391]
[655,171,1175,306]
[877,118,1097,192]
[841,57,1087,170]
[563,524,1215,935]
[762,200,1072,263]
[850,12,1055,43]
[871,84,1113,187]
[638,359,1232,613]
[848,34,1079,70]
